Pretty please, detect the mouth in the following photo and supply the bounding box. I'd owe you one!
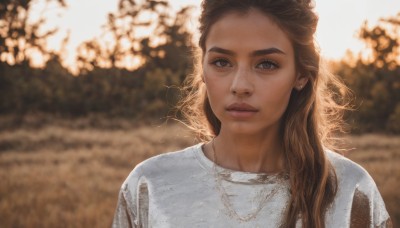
[226,103,258,118]
[226,103,258,112]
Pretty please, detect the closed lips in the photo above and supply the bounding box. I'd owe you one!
[226,103,258,112]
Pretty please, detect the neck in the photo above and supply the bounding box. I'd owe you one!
[211,126,285,173]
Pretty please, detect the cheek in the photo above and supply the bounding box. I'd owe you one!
[203,71,228,115]
[204,78,224,108]
[272,80,295,101]
[259,74,296,111]
[203,67,227,95]
[276,90,293,113]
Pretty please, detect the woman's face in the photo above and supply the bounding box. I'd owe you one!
[203,8,306,136]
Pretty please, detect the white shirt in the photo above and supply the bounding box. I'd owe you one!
[112,144,391,227]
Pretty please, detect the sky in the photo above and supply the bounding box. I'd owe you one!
[41,0,400,70]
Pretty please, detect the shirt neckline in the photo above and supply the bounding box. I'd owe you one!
[193,143,289,184]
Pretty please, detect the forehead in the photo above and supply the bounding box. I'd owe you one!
[205,8,293,55]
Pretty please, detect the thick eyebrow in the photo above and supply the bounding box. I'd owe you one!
[252,48,286,56]
[208,47,235,55]
[207,46,286,56]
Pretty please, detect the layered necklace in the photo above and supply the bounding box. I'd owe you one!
[211,139,284,222]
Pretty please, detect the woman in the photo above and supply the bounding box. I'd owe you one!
[113,0,391,227]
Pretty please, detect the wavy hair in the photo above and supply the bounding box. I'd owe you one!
[177,0,349,227]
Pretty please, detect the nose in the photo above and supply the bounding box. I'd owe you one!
[230,68,254,97]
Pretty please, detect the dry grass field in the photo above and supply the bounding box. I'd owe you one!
[0,117,399,227]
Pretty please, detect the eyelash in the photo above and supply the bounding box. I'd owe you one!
[210,58,231,68]
[209,58,279,71]
[256,59,279,70]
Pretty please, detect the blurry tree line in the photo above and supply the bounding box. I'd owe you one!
[0,0,193,119]
[0,0,399,133]
[331,13,400,133]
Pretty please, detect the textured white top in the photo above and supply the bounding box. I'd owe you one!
[112,144,391,227]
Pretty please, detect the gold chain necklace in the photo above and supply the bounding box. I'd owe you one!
[211,139,282,222]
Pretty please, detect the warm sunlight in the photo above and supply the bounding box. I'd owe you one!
[31,0,400,70]
[2,1,400,226]
[315,0,400,60]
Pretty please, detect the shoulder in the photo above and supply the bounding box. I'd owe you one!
[112,144,203,227]
[113,144,202,227]
[325,150,391,227]
[123,143,202,187]
[325,150,374,188]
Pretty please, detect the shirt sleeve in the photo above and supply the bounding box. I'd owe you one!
[112,164,150,228]
[350,173,392,228]
[370,186,392,227]
[112,183,137,228]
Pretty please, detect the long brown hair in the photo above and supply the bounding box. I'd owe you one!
[178,0,349,227]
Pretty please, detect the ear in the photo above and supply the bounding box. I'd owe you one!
[294,73,309,91]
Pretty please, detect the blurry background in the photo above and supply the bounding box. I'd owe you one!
[0,0,399,227]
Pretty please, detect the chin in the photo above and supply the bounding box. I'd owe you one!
[225,122,267,135]
[220,118,281,136]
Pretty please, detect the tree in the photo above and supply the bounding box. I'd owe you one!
[359,17,399,70]
[0,0,195,119]
[76,0,170,72]
[334,12,400,133]
[74,0,194,118]
[76,0,194,75]
[0,0,66,66]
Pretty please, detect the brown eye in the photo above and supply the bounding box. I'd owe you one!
[212,59,232,68]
